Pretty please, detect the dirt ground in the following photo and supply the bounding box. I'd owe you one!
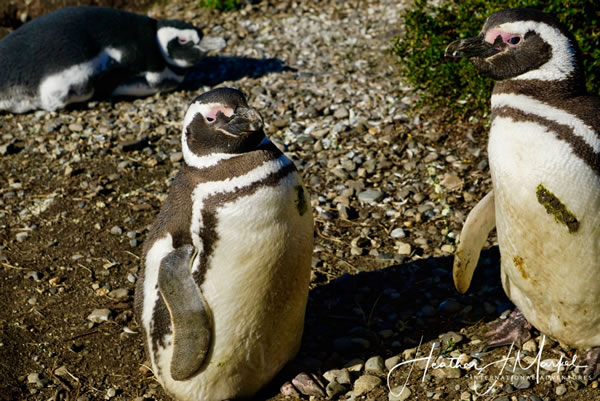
[1,1,599,401]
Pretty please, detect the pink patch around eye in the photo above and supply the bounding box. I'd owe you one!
[484,29,521,45]
[205,106,234,122]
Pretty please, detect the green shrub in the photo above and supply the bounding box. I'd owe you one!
[392,0,600,120]
[198,0,241,11]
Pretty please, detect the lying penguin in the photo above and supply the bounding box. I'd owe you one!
[0,6,225,113]
[134,88,314,400]
[446,8,599,378]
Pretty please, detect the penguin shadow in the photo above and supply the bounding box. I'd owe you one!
[255,246,512,399]
[180,56,294,90]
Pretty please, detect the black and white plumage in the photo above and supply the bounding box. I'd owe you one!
[446,8,600,376]
[134,88,313,400]
[0,6,224,113]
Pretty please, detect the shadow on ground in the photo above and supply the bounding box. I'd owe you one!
[181,56,295,90]
[257,246,511,398]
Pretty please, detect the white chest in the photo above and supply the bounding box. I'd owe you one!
[488,113,600,347]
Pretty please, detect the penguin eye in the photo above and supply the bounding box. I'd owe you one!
[506,35,522,46]
[206,116,215,123]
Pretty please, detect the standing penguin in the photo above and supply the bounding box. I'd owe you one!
[0,6,225,113]
[446,9,599,378]
[134,88,313,400]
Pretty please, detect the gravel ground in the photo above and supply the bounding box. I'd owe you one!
[1,1,598,400]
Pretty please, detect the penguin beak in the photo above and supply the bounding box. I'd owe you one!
[445,34,498,58]
[220,107,264,137]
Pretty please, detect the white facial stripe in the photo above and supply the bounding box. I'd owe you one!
[496,21,575,81]
[141,234,174,367]
[189,153,290,272]
[157,27,201,68]
[182,136,238,169]
[492,93,600,153]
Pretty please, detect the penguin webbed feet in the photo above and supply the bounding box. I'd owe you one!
[578,347,600,381]
[158,245,212,381]
[482,309,533,351]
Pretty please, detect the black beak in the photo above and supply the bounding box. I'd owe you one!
[222,107,264,136]
[445,34,498,58]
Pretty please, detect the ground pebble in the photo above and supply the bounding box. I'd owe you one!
[439,299,462,314]
[365,355,386,376]
[326,380,347,399]
[110,226,123,235]
[16,232,29,242]
[388,385,411,401]
[555,385,567,395]
[511,375,531,389]
[390,228,406,238]
[357,189,384,204]
[353,375,381,396]
[106,388,116,398]
[87,308,112,323]
[324,368,352,385]
[384,355,401,371]
[25,271,42,281]
[108,288,129,300]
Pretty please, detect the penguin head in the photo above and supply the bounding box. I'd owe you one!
[445,9,581,81]
[157,20,213,68]
[182,88,265,160]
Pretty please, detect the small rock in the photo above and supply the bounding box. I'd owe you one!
[334,106,349,119]
[87,308,112,323]
[110,226,123,235]
[353,374,381,396]
[69,123,83,132]
[522,339,538,353]
[460,391,471,401]
[323,368,352,385]
[442,173,463,190]
[397,242,412,256]
[291,373,325,397]
[555,384,567,395]
[440,331,464,347]
[25,271,42,281]
[108,288,129,300]
[170,152,183,163]
[16,232,29,242]
[326,380,347,399]
[390,228,406,238]
[439,299,463,314]
[421,305,436,317]
[106,387,116,398]
[511,375,531,389]
[388,385,411,401]
[344,358,364,374]
[365,355,386,376]
[280,381,299,397]
[54,366,69,377]
[385,355,402,371]
[27,373,46,388]
[358,189,384,204]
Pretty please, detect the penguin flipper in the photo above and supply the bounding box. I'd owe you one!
[453,190,496,293]
[158,245,212,381]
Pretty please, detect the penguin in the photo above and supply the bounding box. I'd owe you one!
[446,8,600,378]
[0,6,225,113]
[134,88,314,400]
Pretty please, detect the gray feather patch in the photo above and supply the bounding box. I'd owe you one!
[158,245,212,381]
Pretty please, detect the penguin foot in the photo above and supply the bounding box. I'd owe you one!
[280,372,326,397]
[484,309,532,349]
[578,347,600,381]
